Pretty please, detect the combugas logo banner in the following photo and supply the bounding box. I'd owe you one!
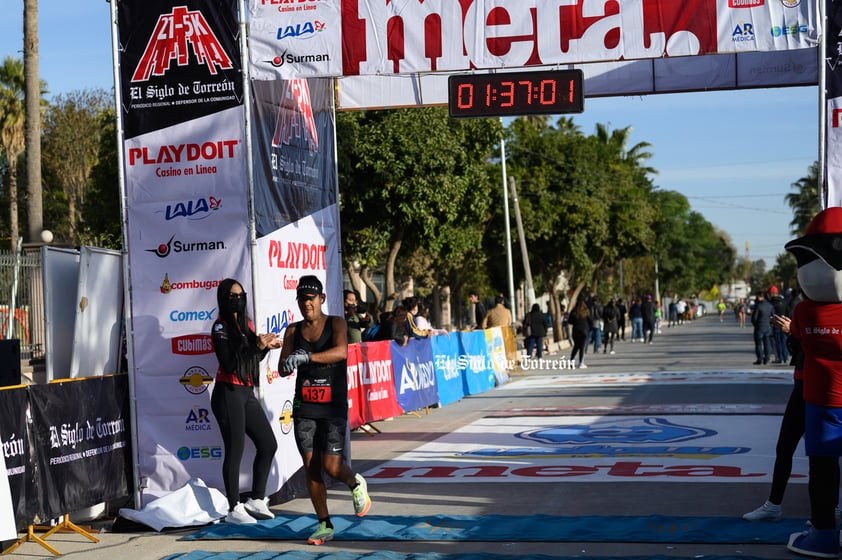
[248,0,819,80]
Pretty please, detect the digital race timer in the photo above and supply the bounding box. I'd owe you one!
[448,69,584,118]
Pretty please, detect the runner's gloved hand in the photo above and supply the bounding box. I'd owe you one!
[282,349,311,374]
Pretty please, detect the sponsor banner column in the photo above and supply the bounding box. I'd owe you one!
[117,0,251,504]
[827,1,842,205]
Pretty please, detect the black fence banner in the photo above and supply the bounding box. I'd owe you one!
[28,376,131,520]
[0,387,35,529]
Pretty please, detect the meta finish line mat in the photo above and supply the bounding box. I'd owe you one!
[164,553,779,560]
[183,514,805,544]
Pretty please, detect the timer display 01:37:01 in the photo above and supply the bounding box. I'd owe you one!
[448,69,584,118]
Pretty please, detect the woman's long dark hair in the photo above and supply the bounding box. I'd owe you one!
[216,278,259,385]
[217,278,250,335]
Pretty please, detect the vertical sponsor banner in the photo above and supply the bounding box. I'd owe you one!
[0,387,34,529]
[250,71,342,497]
[346,343,366,430]
[391,339,439,413]
[430,334,466,407]
[357,341,404,423]
[459,331,495,395]
[827,1,842,205]
[117,0,251,505]
[28,377,131,520]
[250,78,337,234]
[485,327,511,386]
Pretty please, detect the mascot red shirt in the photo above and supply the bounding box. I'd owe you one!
[782,207,842,560]
[787,207,842,409]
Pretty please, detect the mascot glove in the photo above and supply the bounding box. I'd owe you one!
[282,349,311,374]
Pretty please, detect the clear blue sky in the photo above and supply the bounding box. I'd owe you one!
[0,1,818,269]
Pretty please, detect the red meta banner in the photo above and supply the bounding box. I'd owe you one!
[347,341,404,429]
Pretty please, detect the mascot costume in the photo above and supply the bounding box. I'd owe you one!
[784,206,842,558]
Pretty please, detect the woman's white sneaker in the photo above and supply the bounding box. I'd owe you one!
[244,497,274,520]
[225,503,258,524]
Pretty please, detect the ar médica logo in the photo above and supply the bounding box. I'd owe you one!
[132,6,233,82]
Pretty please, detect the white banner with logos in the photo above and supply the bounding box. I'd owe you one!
[253,205,344,493]
[248,0,819,80]
[124,107,254,502]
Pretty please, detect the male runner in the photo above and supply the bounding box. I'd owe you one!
[280,275,371,545]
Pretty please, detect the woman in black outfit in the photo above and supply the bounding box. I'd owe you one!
[569,300,591,369]
[211,278,281,524]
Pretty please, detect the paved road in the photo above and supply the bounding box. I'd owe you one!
[6,313,810,559]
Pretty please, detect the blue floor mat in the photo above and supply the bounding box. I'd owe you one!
[183,514,806,544]
[163,552,778,560]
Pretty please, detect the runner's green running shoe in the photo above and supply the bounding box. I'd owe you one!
[352,473,371,517]
[307,522,334,545]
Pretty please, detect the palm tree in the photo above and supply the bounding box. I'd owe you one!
[594,123,657,177]
[24,0,42,243]
[0,57,25,250]
[786,161,820,237]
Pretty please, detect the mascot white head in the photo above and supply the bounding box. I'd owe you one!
[785,206,842,302]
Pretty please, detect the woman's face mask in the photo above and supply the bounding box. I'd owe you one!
[229,291,247,313]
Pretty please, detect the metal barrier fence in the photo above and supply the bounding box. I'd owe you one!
[0,247,45,361]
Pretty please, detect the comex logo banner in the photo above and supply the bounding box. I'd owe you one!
[132,6,233,82]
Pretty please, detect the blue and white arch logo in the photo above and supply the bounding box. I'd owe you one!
[519,417,714,444]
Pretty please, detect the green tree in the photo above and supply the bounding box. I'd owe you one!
[80,106,121,248]
[786,160,819,237]
[0,57,25,249]
[42,89,111,244]
[338,107,500,312]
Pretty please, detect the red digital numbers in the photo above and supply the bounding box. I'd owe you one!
[448,70,583,118]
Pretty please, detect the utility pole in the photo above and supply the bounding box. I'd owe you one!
[500,126,516,326]
[509,176,535,310]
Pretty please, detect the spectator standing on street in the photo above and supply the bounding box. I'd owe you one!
[524,303,550,358]
[616,298,627,341]
[641,294,656,344]
[668,299,678,328]
[769,287,788,364]
[586,295,603,354]
[344,290,370,344]
[735,297,747,328]
[403,297,430,340]
[602,299,618,354]
[469,291,486,330]
[676,299,687,325]
[482,295,512,329]
[751,290,774,365]
[629,297,644,342]
[569,299,591,369]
